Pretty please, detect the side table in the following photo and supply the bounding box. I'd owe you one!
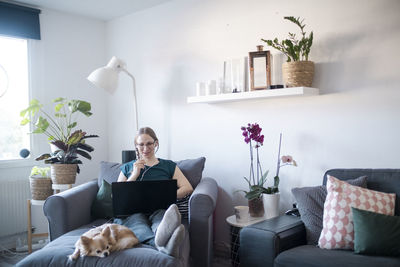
[27,199,49,253]
[226,214,267,266]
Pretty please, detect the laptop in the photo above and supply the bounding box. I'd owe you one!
[112,180,177,218]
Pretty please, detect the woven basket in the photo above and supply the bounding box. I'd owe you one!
[50,164,77,184]
[29,177,53,200]
[282,61,314,87]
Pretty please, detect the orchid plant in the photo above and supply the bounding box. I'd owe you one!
[241,123,269,200]
[268,133,298,194]
[241,124,297,199]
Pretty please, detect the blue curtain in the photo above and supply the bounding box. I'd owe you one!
[0,2,41,40]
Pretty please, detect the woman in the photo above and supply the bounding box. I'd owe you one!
[114,127,193,257]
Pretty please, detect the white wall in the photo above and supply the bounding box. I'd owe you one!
[0,8,107,238]
[105,0,400,250]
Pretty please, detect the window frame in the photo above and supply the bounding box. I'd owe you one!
[0,37,35,168]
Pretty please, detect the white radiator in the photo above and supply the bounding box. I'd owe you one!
[0,179,30,237]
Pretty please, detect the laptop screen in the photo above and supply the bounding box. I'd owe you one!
[112,180,177,218]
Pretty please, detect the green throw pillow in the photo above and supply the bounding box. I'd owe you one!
[91,179,113,219]
[352,207,400,257]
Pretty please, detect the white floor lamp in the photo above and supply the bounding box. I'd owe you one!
[87,56,138,163]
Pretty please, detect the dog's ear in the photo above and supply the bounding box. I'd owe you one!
[102,226,111,237]
[81,236,91,246]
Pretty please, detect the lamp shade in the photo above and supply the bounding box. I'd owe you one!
[87,56,127,93]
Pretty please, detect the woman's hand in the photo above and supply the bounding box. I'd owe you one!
[128,159,145,181]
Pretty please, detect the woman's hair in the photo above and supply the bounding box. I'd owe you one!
[135,127,159,147]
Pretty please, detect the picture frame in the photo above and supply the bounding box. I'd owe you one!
[249,46,271,90]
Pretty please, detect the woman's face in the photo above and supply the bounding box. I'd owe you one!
[136,134,157,159]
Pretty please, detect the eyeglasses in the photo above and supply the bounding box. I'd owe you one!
[136,142,155,149]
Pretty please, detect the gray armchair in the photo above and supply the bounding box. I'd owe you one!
[240,169,400,267]
[17,158,218,267]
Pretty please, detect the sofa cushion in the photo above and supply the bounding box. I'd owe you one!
[16,220,187,267]
[91,179,113,219]
[175,157,206,188]
[318,175,395,250]
[291,176,367,245]
[352,207,400,257]
[275,245,400,267]
[97,161,122,187]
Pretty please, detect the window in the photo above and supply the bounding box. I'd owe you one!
[0,35,30,161]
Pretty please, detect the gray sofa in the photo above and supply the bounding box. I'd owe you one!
[17,158,218,267]
[239,169,400,267]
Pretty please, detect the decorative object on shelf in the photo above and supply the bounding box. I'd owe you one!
[29,166,52,200]
[249,45,271,91]
[223,57,248,93]
[239,123,268,217]
[270,53,285,89]
[261,16,314,87]
[20,98,98,184]
[263,133,297,218]
[87,56,137,163]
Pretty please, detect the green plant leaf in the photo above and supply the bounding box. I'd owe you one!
[20,118,30,126]
[274,175,280,188]
[35,153,51,161]
[54,103,64,112]
[54,113,67,118]
[34,117,49,133]
[67,122,77,129]
[76,149,91,160]
[53,97,65,103]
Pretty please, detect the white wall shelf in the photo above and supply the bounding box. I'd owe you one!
[187,87,319,104]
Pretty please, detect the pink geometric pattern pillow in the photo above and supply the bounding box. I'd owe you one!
[318,175,395,250]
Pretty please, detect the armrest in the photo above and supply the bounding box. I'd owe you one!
[43,180,99,241]
[239,215,306,267]
[189,177,218,267]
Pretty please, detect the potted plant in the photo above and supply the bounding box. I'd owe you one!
[263,133,297,218]
[261,16,314,87]
[29,166,53,200]
[240,123,268,217]
[20,98,98,184]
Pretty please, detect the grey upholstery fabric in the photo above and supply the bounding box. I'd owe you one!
[176,157,206,188]
[97,161,122,187]
[292,175,367,245]
[189,177,218,267]
[17,220,187,267]
[44,180,99,241]
[240,216,305,267]
[23,158,217,267]
[240,169,400,267]
[275,245,400,267]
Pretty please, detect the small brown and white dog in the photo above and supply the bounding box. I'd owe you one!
[69,223,139,260]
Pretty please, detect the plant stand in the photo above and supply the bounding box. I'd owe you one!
[27,199,48,254]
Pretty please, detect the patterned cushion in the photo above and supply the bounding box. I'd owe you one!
[292,176,367,245]
[318,175,396,250]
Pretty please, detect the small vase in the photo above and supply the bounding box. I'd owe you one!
[263,193,280,219]
[248,196,265,217]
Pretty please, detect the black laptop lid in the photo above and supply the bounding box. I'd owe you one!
[112,180,177,218]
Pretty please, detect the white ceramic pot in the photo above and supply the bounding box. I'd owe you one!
[263,193,280,219]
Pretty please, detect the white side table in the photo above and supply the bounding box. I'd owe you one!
[27,199,49,254]
[226,214,267,266]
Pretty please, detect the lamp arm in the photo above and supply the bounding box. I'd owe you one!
[121,68,138,131]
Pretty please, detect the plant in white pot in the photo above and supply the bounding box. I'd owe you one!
[29,166,53,200]
[263,133,297,219]
[20,98,98,184]
[261,16,314,87]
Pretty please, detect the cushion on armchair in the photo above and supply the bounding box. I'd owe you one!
[291,175,367,245]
